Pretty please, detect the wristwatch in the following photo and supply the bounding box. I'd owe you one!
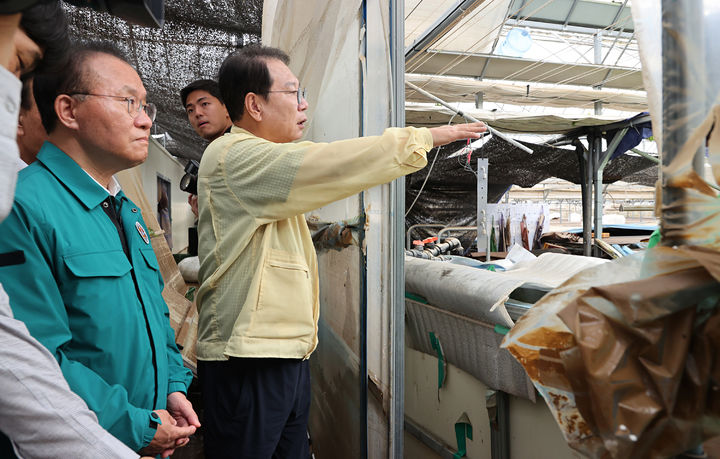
[149,411,162,430]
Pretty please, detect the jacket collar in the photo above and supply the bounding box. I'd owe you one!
[36,142,124,210]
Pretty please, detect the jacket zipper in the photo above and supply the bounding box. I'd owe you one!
[103,197,159,410]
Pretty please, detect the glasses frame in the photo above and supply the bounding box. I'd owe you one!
[266,87,306,106]
[68,92,157,122]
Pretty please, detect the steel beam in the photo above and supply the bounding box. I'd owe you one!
[563,0,579,27]
[405,0,479,61]
[389,0,404,457]
[583,137,594,256]
[405,81,534,153]
[503,18,634,39]
[592,127,628,248]
[592,136,603,254]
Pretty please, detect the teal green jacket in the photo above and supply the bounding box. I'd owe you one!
[0,143,192,451]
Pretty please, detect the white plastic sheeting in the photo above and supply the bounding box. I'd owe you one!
[631,0,663,156]
[262,1,397,457]
[406,73,648,112]
[406,104,629,132]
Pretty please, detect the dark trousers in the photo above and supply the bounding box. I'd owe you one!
[199,357,311,459]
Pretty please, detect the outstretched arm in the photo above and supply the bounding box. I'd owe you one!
[428,121,487,147]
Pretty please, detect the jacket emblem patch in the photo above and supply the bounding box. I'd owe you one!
[136,221,150,244]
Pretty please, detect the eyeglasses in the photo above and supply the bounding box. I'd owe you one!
[68,93,157,122]
[266,87,306,106]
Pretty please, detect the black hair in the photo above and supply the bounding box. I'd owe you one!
[20,2,70,75]
[34,41,132,133]
[180,79,224,108]
[20,74,33,111]
[218,45,290,122]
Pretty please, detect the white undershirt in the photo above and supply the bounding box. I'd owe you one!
[85,172,122,197]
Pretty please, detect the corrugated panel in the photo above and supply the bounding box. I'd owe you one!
[406,299,536,400]
[408,52,643,90]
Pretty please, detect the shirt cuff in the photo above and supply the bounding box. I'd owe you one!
[168,381,189,395]
[140,409,158,448]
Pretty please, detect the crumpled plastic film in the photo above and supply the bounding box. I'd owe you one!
[502,248,720,458]
[662,104,720,247]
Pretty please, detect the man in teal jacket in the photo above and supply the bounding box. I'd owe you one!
[0,42,198,457]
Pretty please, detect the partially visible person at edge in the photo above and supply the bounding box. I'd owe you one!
[195,45,487,459]
[0,40,199,458]
[15,74,47,167]
[180,78,232,217]
[0,3,150,458]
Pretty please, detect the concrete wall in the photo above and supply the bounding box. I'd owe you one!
[137,138,195,252]
[405,347,580,459]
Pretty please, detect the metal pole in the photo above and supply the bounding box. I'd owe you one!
[583,138,594,256]
[661,0,706,246]
[593,30,603,114]
[389,0,405,457]
[591,126,628,251]
[405,81,534,154]
[477,158,489,260]
[593,135,603,253]
[574,141,590,256]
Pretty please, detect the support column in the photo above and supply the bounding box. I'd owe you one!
[593,31,603,114]
[575,141,590,256]
[389,0,405,457]
[475,91,484,110]
[593,135,603,255]
[477,158,489,260]
[582,137,594,256]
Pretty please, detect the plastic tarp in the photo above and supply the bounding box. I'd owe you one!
[631,1,663,156]
[404,253,606,400]
[406,74,648,112]
[406,104,633,132]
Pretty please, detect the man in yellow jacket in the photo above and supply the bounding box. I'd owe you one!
[196,45,486,458]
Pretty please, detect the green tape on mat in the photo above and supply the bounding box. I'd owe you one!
[453,421,473,458]
[429,332,445,389]
[405,292,428,304]
[494,324,509,335]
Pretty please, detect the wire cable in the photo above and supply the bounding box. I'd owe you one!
[405,112,460,217]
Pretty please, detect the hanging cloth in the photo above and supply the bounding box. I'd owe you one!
[498,214,506,252]
[490,216,497,253]
[533,213,545,250]
[504,213,512,250]
[520,214,530,250]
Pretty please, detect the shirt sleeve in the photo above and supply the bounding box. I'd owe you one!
[0,66,21,222]
[0,204,154,452]
[0,285,140,459]
[222,126,431,222]
[164,307,192,395]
